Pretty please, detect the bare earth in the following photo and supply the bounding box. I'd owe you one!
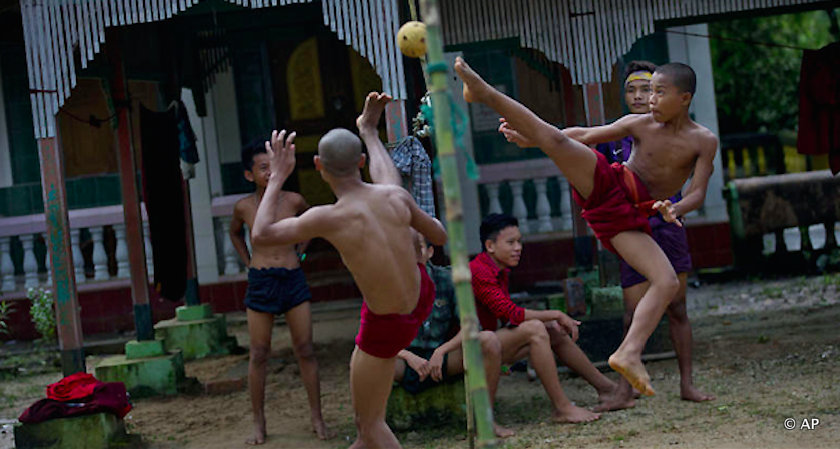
[2,274,839,449]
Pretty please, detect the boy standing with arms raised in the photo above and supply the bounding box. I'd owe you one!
[229,142,330,445]
[251,104,447,447]
[459,57,718,396]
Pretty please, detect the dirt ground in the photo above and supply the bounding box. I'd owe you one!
[2,273,839,449]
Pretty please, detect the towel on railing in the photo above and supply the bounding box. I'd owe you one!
[797,41,840,174]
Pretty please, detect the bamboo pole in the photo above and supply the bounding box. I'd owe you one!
[418,1,496,447]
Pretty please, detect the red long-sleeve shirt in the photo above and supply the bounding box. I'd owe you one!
[469,252,525,331]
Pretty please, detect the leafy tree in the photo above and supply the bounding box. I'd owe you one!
[710,10,838,135]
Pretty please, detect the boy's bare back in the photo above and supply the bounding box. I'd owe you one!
[233,191,306,270]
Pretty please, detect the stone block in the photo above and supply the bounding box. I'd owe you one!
[175,304,213,322]
[14,413,142,449]
[94,351,185,398]
[589,286,624,318]
[386,379,466,431]
[124,339,165,360]
[154,314,239,361]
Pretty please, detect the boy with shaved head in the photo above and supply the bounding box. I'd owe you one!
[251,92,447,449]
[458,58,718,397]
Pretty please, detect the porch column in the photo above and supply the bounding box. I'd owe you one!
[106,30,153,340]
[385,100,409,142]
[38,135,85,375]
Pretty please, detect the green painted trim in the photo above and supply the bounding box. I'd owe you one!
[175,303,212,322]
[184,278,201,307]
[125,339,166,360]
[134,304,154,341]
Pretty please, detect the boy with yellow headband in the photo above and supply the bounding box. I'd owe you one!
[458,57,718,397]
[595,60,715,403]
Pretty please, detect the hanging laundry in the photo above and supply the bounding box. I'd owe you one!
[390,136,435,216]
[797,41,840,174]
[140,104,188,301]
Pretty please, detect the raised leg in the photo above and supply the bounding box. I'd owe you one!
[350,347,402,449]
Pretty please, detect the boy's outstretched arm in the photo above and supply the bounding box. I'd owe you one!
[252,130,333,246]
[358,92,401,186]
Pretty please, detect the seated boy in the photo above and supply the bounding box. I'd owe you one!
[229,141,329,444]
[458,57,718,396]
[250,107,447,447]
[471,213,634,423]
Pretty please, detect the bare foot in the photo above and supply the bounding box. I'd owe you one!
[552,405,601,423]
[593,384,636,412]
[453,56,492,103]
[494,422,515,438]
[681,384,716,402]
[245,417,266,445]
[356,92,391,133]
[608,352,655,396]
[348,437,367,449]
[312,417,334,440]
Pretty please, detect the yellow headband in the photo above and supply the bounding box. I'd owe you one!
[625,71,653,84]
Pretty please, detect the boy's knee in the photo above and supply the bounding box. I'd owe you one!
[293,340,316,362]
[478,331,501,354]
[654,272,680,296]
[667,300,689,323]
[250,344,271,365]
[520,320,549,343]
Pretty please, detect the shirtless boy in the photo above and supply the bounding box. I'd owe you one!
[589,60,715,403]
[456,57,718,396]
[250,108,447,447]
[229,142,330,444]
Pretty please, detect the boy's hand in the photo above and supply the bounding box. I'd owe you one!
[265,129,297,184]
[499,118,534,148]
[405,353,430,381]
[356,92,392,135]
[652,200,682,227]
[556,313,581,342]
[428,348,446,382]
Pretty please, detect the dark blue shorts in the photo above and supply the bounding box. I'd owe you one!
[244,267,311,315]
[619,215,692,288]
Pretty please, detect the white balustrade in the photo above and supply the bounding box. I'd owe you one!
[509,181,530,234]
[21,234,39,289]
[219,216,241,276]
[70,229,85,284]
[1,237,15,292]
[143,221,153,278]
[533,178,553,233]
[559,179,572,230]
[44,245,51,286]
[485,182,502,215]
[92,228,109,280]
[113,223,129,278]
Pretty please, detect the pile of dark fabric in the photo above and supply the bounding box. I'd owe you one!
[18,373,131,424]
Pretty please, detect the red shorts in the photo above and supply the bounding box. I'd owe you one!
[572,150,658,254]
[354,263,436,359]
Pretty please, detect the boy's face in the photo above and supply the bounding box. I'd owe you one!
[624,79,652,114]
[245,153,271,188]
[486,226,522,268]
[649,73,691,122]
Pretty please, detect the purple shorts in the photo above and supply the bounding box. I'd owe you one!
[619,215,692,288]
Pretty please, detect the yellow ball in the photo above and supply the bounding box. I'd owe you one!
[397,21,427,58]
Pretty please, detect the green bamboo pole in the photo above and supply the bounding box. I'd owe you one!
[418,1,496,447]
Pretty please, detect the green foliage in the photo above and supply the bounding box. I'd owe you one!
[709,10,838,134]
[0,300,15,337]
[26,287,56,342]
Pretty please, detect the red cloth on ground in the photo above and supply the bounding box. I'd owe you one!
[19,382,132,423]
[469,252,524,331]
[355,263,436,359]
[572,150,657,254]
[46,372,98,402]
[797,42,840,174]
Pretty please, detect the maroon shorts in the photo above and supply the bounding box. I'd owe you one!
[572,150,658,254]
[355,263,436,359]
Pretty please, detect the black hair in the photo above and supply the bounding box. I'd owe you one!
[241,138,268,171]
[479,213,519,251]
[623,60,657,81]
[654,62,696,96]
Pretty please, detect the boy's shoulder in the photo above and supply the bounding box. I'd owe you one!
[233,193,257,212]
[688,121,718,149]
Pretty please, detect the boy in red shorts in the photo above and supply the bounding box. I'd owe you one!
[457,57,718,396]
[251,92,447,448]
